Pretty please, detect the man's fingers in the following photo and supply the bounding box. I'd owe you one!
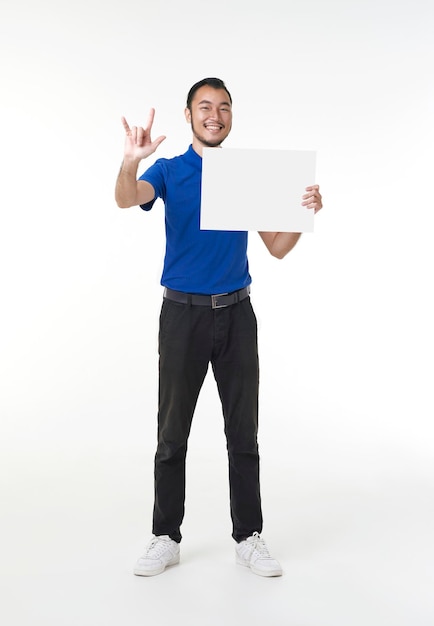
[123,109,158,143]
[302,185,320,200]
[146,107,156,131]
[301,184,322,211]
[153,135,167,150]
[121,111,165,156]
[136,126,145,146]
[121,116,131,135]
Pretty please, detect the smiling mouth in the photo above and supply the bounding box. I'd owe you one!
[204,124,223,132]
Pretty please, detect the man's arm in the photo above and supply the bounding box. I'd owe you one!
[116,159,155,208]
[259,185,322,259]
[115,109,166,208]
[258,231,302,259]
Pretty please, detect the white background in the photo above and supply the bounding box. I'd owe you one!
[1,0,433,624]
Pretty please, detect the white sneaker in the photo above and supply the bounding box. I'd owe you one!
[134,535,180,576]
[236,532,282,577]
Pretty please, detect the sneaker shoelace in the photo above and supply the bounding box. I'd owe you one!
[144,537,172,559]
[249,532,273,560]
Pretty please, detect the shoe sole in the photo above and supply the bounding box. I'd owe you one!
[250,565,282,577]
[236,556,282,577]
[133,554,180,577]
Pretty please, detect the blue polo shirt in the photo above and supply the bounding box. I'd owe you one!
[139,145,251,295]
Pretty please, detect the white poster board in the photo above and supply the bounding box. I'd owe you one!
[200,148,317,232]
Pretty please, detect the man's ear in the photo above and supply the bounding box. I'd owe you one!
[184,107,191,123]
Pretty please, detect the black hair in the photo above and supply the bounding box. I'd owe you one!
[186,78,232,110]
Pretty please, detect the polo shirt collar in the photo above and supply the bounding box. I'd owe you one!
[185,144,202,170]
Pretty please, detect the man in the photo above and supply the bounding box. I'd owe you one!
[115,77,322,578]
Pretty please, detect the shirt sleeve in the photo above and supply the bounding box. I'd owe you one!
[138,159,166,211]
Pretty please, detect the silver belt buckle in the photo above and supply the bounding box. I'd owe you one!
[211,293,229,309]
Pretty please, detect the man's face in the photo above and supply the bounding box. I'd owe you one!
[185,86,232,149]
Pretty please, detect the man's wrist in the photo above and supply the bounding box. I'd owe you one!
[120,157,141,174]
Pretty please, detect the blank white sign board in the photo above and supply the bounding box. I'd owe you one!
[200,148,316,232]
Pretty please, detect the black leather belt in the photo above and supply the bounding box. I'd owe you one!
[163,287,250,309]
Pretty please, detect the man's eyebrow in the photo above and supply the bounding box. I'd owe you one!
[197,99,232,107]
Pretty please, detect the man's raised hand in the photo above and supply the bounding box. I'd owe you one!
[121,108,166,162]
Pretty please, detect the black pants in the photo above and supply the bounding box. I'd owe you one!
[152,296,263,543]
